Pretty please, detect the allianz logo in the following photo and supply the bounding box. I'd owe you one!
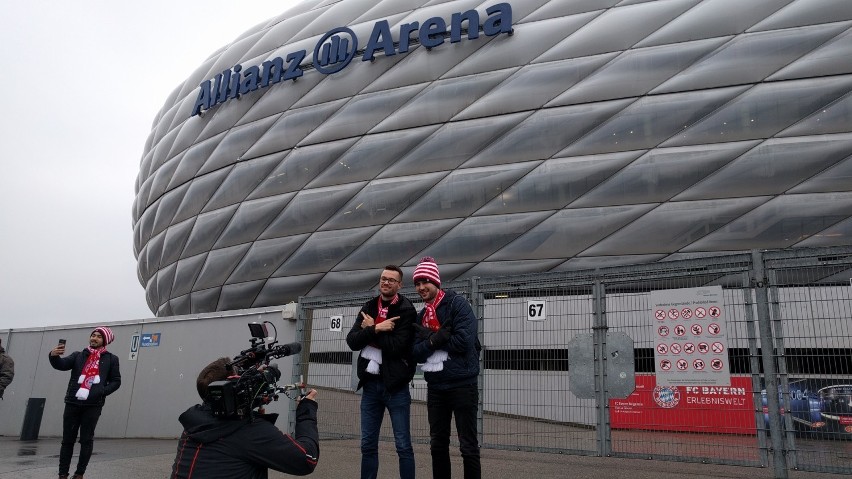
[191,2,514,117]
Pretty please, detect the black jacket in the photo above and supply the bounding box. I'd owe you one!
[48,349,121,406]
[412,289,480,389]
[171,401,319,479]
[346,294,417,393]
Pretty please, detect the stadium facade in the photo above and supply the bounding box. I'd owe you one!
[134,0,852,316]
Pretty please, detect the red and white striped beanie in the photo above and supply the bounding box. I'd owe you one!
[93,326,115,345]
[413,256,441,287]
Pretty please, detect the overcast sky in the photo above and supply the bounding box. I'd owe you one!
[0,1,303,330]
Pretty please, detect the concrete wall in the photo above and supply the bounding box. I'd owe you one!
[0,306,300,439]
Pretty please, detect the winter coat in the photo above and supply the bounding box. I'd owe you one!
[412,289,480,389]
[171,400,319,479]
[48,349,121,406]
[0,347,13,398]
[346,294,417,393]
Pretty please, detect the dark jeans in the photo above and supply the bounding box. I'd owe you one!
[59,403,102,476]
[360,380,415,479]
[427,384,481,479]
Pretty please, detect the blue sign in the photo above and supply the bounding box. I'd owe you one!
[140,333,161,347]
[191,2,514,117]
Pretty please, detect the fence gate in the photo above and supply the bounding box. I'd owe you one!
[292,246,852,477]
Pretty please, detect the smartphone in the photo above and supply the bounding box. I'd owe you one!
[58,339,66,346]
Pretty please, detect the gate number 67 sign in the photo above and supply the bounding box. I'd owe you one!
[527,300,546,321]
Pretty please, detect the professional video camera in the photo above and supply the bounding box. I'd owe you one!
[208,321,305,419]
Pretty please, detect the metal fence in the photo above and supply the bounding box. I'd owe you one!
[289,246,852,477]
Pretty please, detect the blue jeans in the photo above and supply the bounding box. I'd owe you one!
[360,379,415,479]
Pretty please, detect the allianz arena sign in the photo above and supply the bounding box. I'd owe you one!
[191,2,514,117]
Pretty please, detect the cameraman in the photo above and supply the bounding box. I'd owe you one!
[171,357,319,478]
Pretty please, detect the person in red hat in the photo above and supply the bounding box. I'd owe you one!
[411,257,482,479]
[49,326,121,479]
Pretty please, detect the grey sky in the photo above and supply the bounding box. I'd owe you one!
[0,1,302,330]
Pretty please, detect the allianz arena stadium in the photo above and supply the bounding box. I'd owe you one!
[134,0,852,316]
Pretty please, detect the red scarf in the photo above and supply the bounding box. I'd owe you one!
[421,289,445,332]
[376,294,399,323]
[76,347,105,400]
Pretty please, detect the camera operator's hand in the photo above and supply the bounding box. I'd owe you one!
[429,327,451,350]
[299,389,318,403]
[374,316,398,333]
[50,345,65,357]
[360,311,375,328]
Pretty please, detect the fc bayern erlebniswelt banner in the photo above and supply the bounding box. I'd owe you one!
[650,285,731,387]
[611,374,755,434]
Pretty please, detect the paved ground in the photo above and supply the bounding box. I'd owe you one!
[0,435,836,479]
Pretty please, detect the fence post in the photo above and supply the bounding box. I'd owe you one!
[288,300,311,432]
[592,280,610,457]
[470,276,485,448]
[751,250,788,479]
[742,272,769,467]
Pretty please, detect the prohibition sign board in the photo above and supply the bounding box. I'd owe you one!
[650,286,730,386]
[660,360,672,371]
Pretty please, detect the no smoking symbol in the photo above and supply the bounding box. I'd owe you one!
[670,343,682,354]
[712,342,724,353]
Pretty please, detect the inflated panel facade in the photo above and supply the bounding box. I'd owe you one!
[135,0,852,316]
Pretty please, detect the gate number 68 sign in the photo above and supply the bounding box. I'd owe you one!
[329,315,343,332]
[527,300,546,321]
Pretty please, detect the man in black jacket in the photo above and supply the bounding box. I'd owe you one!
[411,257,481,479]
[346,265,417,479]
[171,357,319,478]
[0,338,14,400]
[49,326,121,479]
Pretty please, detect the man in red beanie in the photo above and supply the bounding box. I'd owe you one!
[49,326,121,479]
[411,257,481,479]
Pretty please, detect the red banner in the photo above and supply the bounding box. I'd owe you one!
[610,374,756,434]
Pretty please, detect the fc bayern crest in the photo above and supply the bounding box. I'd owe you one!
[653,385,681,408]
